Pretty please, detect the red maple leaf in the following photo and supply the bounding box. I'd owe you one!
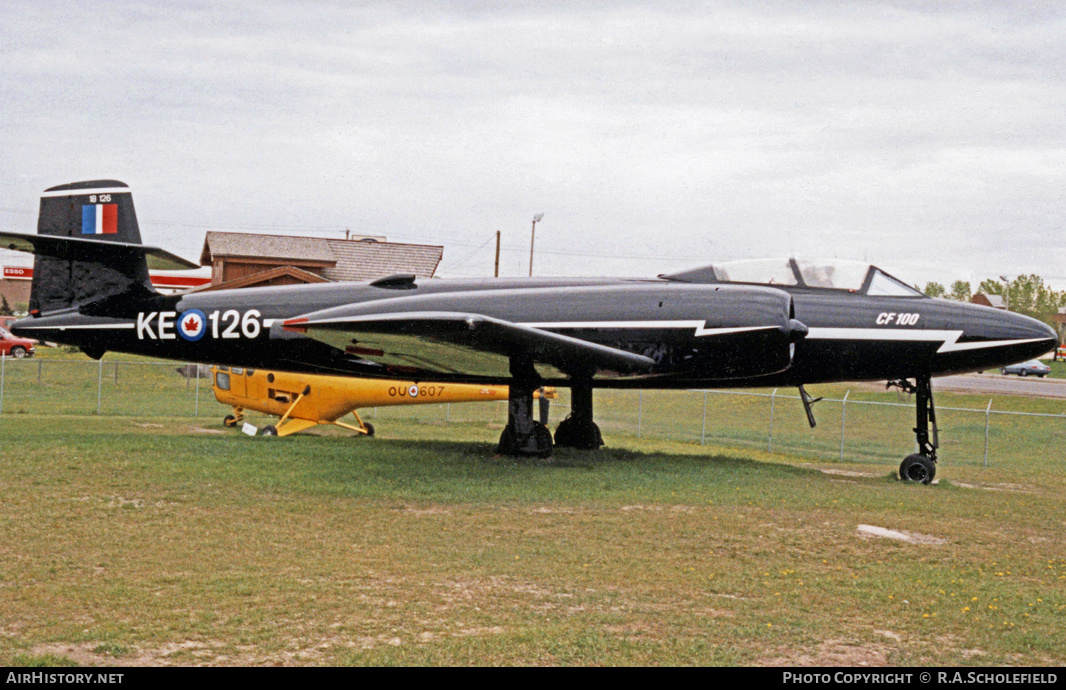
[183,316,201,332]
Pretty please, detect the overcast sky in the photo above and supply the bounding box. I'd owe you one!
[1,1,1063,289]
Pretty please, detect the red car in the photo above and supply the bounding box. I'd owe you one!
[0,326,35,358]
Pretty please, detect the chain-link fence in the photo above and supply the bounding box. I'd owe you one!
[2,356,1063,469]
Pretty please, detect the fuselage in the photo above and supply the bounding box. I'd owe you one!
[12,273,1057,389]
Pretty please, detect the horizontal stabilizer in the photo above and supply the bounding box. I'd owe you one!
[284,311,657,379]
[0,230,198,270]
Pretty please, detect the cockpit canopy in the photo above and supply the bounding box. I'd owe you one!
[661,258,924,297]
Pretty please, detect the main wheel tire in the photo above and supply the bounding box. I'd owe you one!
[553,418,574,447]
[899,453,936,484]
[554,416,604,450]
[496,423,553,457]
[361,422,375,437]
[223,414,238,428]
[259,425,278,437]
[533,423,554,458]
[496,425,517,455]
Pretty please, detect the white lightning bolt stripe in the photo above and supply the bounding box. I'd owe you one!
[18,320,280,330]
[806,327,1049,354]
[40,187,131,198]
[13,323,134,330]
[519,321,777,337]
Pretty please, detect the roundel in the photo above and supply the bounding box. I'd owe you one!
[408,384,419,398]
[178,309,207,341]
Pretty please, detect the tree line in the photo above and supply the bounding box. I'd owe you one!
[923,275,1066,341]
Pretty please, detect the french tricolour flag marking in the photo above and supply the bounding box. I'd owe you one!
[81,204,118,235]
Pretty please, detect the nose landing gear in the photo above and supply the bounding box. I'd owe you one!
[888,373,938,484]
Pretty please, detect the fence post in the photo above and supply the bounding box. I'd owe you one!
[97,358,103,414]
[0,352,5,414]
[701,390,707,445]
[983,398,993,468]
[195,364,201,417]
[637,390,643,438]
[839,390,850,462]
[768,388,777,452]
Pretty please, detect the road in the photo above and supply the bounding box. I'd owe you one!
[930,372,1066,399]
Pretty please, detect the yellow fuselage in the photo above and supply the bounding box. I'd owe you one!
[211,366,552,437]
[213,366,511,422]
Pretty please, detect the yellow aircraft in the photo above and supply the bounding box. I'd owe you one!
[211,365,554,437]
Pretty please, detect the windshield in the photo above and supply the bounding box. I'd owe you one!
[662,258,924,296]
[866,268,923,296]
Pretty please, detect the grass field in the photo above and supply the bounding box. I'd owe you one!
[1,352,1065,666]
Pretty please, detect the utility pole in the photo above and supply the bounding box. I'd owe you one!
[494,231,500,277]
[529,213,544,277]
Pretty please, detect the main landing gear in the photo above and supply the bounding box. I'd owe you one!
[496,357,554,458]
[496,363,603,458]
[553,378,603,450]
[887,374,939,484]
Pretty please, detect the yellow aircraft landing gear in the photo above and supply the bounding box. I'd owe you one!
[331,411,375,437]
[223,407,245,428]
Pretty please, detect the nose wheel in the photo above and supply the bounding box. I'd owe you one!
[899,453,936,484]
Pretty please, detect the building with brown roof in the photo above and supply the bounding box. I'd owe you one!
[198,231,443,291]
[971,293,1007,310]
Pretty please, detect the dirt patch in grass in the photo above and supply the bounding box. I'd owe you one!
[761,637,892,666]
[857,524,947,545]
[29,641,237,667]
[951,481,1038,494]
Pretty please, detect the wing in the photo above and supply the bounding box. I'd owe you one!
[283,311,656,379]
[0,230,198,270]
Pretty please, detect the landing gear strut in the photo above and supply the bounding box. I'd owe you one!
[554,378,603,450]
[496,356,553,458]
[888,374,938,484]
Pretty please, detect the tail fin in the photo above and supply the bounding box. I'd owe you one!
[31,180,152,313]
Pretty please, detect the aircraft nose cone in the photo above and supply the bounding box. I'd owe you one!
[1010,311,1057,343]
[987,309,1058,363]
[934,305,1058,375]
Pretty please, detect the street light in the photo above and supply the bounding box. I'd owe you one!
[999,275,1010,311]
[529,213,544,277]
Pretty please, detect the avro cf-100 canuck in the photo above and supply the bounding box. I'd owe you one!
[2,181,1057,482]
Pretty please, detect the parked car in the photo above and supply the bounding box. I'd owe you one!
[0,326,35,358]
[1001,360,1051,377]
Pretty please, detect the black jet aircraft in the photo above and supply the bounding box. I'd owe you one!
[2,181,1058,483]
